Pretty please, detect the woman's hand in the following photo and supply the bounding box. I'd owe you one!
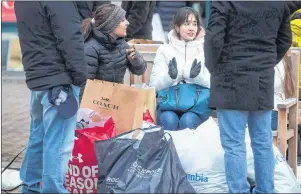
[190,59,202,78]
[168,57,178,79]
[126,47,137,60]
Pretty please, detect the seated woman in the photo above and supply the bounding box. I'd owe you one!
[149,7,210,131]
[272,53,296,130]
[80,4,147,100]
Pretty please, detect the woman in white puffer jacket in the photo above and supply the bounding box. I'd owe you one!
[150,7,210,131]
[272,54,296,130]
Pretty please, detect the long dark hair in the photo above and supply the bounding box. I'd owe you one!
[82,4,115,42]
[171,7,203,40]
[282,53,296,98]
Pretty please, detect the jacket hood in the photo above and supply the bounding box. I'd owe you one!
[291,9,301,21]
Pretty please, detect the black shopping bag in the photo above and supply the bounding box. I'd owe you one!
[94,126,196,193]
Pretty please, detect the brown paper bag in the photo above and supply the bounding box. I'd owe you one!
[80,80,144,134]
[142,87,156,121]
[131,84,156,122]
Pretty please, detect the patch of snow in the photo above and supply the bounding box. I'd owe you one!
[1,168,23,190]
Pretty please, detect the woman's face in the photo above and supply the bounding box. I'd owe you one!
[176,14,198,41]
[111,19,129,38]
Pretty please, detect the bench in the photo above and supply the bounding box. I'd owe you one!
[128,43,300,177]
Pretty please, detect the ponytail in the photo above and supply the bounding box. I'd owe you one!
[283,53,296,98]
[82,18,93,42]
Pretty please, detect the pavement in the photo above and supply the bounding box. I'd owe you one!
[2,72,29,169]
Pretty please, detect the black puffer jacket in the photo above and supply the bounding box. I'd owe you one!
[205,1,292,111]
[80,29,147,100]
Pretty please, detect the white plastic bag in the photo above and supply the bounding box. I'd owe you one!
[298,166,301,185]
[246,138,301,193]
[167,117,228,193]
[169,117,301,193]
[76,108,110,129]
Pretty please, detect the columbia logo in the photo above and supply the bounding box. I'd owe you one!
[186,173,209,182]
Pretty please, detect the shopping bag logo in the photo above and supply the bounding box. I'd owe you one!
[106,177,119,184]
[186,173,209,183]
[275,153,285,165]
[158,94,167,103]
[71,153,84,163]
[93,99,119,110]
[127,161,162,178]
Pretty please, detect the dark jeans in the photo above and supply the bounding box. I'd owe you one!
[157,110,208,131]
[271,111,279,130]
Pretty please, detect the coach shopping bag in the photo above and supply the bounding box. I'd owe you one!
[65,117,116,193]
[80,80,145,134]
[94,127,196,193]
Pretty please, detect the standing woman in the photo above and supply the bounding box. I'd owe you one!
[150,7,211,131]
[80,4,147,100]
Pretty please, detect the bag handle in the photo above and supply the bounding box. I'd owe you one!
[99,71,119,86]
[175,86,201,112]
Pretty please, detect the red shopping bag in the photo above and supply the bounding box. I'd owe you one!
[65,117,116,193]
[143,109,155,124]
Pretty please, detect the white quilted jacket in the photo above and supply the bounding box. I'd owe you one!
[274,60,285,110]
[149,30,210,91]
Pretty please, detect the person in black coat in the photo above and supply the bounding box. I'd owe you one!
[14,1,86,193]
[121,1,156,40]
[80,4,147,101]
[204,2,292,193]
[154,1,193,32]
[76,1,111,20]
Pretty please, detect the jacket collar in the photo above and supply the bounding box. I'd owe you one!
[92,29,124,49]
[167,30,204,48]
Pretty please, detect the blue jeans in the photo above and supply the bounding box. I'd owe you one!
[20,85,80,193]
[158,111,206,131]
[217,109,274,193]
[271,111,278,130]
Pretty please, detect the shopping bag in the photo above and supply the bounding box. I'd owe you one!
[131,84,157,123]
[80,80,145,134]
[76,108,111,129]
[169,117,301,193]
[246,138,301,193]
[168,117,228,193]
[94,127,196,193]
[65,118,116,194]
[143,109,155,124]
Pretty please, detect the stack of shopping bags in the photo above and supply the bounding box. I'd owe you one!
[64,79,300,193]
[80,79,156,135]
